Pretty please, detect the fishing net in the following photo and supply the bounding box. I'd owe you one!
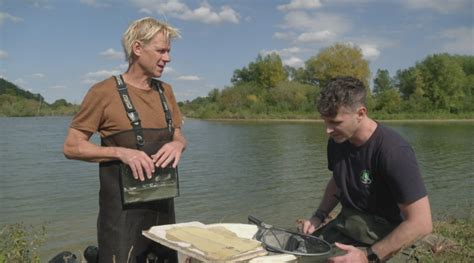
[249,215,331,257]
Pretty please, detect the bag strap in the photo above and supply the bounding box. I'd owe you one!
[114,75,145,149]
[151,78,175,136]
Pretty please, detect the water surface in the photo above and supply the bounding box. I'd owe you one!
[0,117,472,260]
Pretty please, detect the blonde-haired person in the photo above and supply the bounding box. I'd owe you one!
[64,17,186,262]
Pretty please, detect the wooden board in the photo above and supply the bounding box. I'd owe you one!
[143,222,268,262]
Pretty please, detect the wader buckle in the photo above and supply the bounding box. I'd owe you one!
[127,111,140,124]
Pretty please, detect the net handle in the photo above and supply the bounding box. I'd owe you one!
[248,215,272,229]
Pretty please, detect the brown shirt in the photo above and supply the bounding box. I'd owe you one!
[71,77,183,138]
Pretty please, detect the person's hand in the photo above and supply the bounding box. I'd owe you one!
[117,147,155,181]
[152,141,185,168]
[328,242,368,263]
[296,217,322,234]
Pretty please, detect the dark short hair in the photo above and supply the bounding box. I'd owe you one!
[317,76,367,117]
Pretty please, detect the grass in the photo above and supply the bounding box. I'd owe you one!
[415,217,474,262]
[0,223,46,263]
[0,215,472,262]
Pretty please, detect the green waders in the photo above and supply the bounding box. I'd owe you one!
[314,207,419,262]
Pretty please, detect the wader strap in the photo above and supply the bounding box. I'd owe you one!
[152,79,175,136]
[114,75,145,149]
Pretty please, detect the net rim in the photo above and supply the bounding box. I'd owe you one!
[256,226,332,257]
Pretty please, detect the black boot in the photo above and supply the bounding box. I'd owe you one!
[48,251,78,263]
[83,245,99,263]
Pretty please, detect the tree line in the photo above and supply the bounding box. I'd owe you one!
[180,43,473,119]
[0,78,79,117]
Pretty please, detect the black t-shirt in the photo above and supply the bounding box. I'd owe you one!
[328,123,427,224]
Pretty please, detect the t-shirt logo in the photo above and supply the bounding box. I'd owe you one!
[360,170,373,185]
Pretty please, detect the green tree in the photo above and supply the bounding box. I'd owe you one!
[373,69,393,95]
[403,68,432,112]
[373,69,401,113]
[207,88,221,103]
[305,43,371,88]
[231,53,287,88]
[417,54,466,112]
[267,82,318,112]
[394,67,416,99]
[51,99,71,108]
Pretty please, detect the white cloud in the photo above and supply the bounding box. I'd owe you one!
[0,12,23,27]
[296,30,334,43]
[32,73,45,78]
[179,5,239,24]
[439,27,474,54]
[400,0,471,14]
[277,0,322,11]
[359,44,381,60]
[82,69,120,84]
[283,56,304,68]
[273,32,295,40]
[261,47,308,57]
[100,48,123,60]
[343,42,381,60]
[283,47,307,54]
[80,0,109,8]
[0,50,8,59]
[84,70,120,79]
[131,0,240,24]
[281,11,351,35]
[176,75,201,81]
[260,47,307,68]
[22,0,52,8]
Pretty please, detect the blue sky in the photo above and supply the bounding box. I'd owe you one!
[0,0,472,103]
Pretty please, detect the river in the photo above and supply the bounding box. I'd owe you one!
[0,117,472,260]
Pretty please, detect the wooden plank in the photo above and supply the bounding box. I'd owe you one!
[143,222,268,262]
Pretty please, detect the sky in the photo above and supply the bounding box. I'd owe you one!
[0,0,472,104]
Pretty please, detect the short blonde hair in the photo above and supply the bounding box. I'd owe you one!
[122,17,180,63]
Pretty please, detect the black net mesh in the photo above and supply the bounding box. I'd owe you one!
[255,227,331,256]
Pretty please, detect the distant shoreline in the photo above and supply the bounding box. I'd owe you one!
[2,115,474,123]
[186,117,474,123]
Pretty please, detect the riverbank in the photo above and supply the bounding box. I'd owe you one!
[185,117,474,123]
[1,216,472,262]
[180,110,474,122]
[417,216,473,262]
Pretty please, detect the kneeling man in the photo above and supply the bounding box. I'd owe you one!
[301,76,432,262]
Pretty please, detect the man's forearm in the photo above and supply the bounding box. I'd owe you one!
[317,177,340,216]
[65,138,122,163]
[371,196,432,260]
[173,128,187,151]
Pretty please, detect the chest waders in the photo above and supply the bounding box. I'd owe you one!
[97,75,177,263]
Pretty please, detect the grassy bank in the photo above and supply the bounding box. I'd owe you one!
[417,217,473,262]
[1,216,472,262]
[182,109,474,121]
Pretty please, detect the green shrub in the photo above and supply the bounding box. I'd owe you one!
[0,223,46,263]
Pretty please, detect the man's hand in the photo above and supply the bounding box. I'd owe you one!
[152,140,185,168]
[297,217,322,234]
[116,147,155,181]
[328,242,368,263]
